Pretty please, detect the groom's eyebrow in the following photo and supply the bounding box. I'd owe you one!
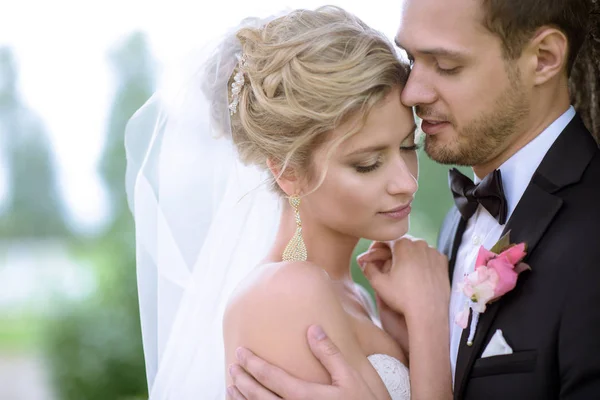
[394,38,466,60]
[419,48,466,60]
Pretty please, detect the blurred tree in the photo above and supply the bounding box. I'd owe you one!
[100,31,156,230]
[0,47,69,237]
[44,32,154,400]
[569,1,599,143]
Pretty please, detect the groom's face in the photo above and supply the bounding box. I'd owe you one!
[396,0,530,167]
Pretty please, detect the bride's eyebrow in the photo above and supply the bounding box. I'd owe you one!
[346,123,417,156]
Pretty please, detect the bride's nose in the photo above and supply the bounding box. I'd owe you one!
[386,158,418,196]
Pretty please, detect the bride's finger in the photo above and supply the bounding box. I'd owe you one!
[368,240,391,251]
[375,294,387,311]
[360,260,384,286]
[357,247,392,268]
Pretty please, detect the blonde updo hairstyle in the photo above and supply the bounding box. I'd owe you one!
[229,6,409,194]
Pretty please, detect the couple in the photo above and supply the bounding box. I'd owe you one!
[125,0,600,399]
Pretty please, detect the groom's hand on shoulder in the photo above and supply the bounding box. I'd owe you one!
[228,325,378,400]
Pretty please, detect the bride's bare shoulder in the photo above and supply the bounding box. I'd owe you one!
[225,261,333,316]
[222,261,346,384]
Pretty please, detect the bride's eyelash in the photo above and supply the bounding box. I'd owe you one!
[354,142,421,173]
[355,161,382,174]
[401,143,422,151]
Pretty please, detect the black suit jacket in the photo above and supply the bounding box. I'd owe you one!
[438,114,600,400]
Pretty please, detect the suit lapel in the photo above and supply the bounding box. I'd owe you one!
[453,114,597,399]
[439,207,467,281]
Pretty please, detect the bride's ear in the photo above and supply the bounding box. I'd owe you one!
[266,158,300,196]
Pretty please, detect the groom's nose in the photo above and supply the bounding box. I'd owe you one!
[401,68,437,107]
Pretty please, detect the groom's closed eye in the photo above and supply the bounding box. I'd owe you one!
[435,63,462,76]
[395,39,467,75]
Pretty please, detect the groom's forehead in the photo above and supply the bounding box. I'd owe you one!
[398,0,486,34]
[397,0,491,51]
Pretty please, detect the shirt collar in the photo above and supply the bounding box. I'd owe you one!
[474,106,576,222]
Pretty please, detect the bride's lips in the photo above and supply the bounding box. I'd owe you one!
[379,203,412,220]
[421,119,451,135]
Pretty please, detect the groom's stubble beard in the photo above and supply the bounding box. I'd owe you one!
[421,63,530,167]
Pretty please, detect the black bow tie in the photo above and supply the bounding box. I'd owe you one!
[449,168,508,224]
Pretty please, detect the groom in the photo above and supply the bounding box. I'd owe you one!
[228,0,600,399]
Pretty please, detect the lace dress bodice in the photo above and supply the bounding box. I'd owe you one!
[367,354,411,400]
[354,284,410,399]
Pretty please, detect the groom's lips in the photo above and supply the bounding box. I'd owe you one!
[421,119,451,135]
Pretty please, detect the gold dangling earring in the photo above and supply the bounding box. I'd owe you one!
[282,195,308,262]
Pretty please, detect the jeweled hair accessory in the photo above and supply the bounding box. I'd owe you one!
[229,53,247,115]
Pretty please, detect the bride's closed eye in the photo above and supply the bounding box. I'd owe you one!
[400,132,421,152]
[354,156,384,173]
[351,127,419,173]
[353,144,420,174]
[401,143,421,152]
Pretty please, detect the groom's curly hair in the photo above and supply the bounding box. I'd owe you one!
[481,0,592,75]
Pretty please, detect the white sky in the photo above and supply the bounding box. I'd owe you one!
[0,0,403,233]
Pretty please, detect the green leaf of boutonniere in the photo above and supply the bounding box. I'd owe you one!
[490,230,512,254]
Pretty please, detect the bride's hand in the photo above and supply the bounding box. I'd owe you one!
[375,294,409,358]
[358,238,453,400]
[357,237,450,323]
[228,325,377,400]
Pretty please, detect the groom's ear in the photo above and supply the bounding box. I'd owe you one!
[266,158,300,196]
[524,26,569,86]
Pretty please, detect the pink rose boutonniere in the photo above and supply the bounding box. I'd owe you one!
[455,232,530,346]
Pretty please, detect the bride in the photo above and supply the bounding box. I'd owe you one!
[126,6,451,400]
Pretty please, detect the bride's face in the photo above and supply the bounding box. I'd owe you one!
[302,87,419,242]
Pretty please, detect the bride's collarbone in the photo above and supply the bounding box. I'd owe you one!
[340,295,407,365]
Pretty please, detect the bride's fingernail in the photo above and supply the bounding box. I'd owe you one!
[357,250,376,265]
[227,386,234,396]
[357,250,371,259]
[357,259,366,270]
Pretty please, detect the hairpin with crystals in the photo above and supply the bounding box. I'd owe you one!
[229,53,247,116]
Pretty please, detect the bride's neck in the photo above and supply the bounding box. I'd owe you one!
[266,203,359,282]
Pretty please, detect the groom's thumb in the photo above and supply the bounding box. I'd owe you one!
[307,325,350,383]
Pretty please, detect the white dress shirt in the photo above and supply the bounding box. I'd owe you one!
[448,106,576,384]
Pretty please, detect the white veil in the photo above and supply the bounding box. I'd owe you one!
[124,15,283,399]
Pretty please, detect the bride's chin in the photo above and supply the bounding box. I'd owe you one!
[365,225,409,243]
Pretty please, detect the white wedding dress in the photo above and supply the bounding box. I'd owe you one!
[368,354,411,400]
